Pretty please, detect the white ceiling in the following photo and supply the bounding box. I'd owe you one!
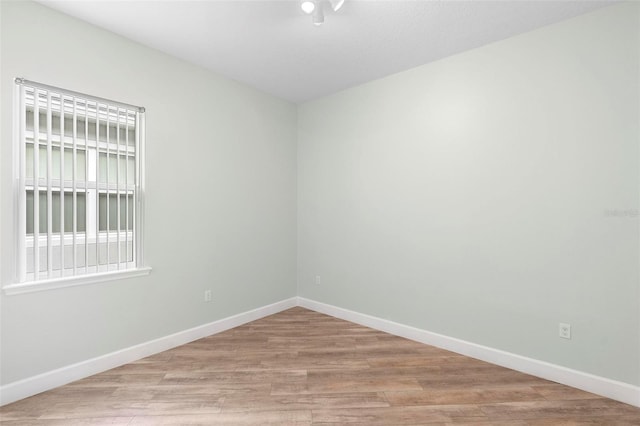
[39,0,617,103]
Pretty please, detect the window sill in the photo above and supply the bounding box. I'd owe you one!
[3,267,152,295]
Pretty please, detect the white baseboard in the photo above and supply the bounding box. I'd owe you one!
[0,297,297,406]
[3,296,638,409]
[297,297,640,408]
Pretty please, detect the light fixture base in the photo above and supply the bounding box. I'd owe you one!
[302,0,343,26]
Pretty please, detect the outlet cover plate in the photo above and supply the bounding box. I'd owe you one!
[559,323,571,339]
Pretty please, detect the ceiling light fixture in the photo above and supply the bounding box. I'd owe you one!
[300,0,315,14]
[312,4,324,26]
[301,0,344,26]
[329,0,345,12]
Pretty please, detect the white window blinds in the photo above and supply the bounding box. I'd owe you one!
[13,78,146,284]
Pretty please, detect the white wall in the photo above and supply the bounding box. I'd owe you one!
[0,1,297,385]
[298,2,640,386]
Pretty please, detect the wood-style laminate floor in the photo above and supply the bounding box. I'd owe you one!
[1,307,639,425]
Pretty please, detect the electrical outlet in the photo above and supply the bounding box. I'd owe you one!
[315,275,321,285]
[559,323,571,339]
[204,290,212,302]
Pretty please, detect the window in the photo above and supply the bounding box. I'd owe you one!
[8,78,149,293]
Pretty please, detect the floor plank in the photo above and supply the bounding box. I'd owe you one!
[1,307,639,425]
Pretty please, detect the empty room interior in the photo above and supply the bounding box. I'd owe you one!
[1,0,640,423]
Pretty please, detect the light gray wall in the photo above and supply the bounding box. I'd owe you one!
[0,1,297,385]
[298,3,640,385]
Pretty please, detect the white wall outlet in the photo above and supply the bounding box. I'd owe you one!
[559,323,571,339]
[204,290,212,302]
[315,275,321,285]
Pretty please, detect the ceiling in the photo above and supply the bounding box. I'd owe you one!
[39,0,617,103]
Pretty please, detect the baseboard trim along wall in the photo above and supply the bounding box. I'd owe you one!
[297,297,640,408]
[3,296,639,408]
[0,297,297,406]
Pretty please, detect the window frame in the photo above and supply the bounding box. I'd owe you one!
[5,78,150,295]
